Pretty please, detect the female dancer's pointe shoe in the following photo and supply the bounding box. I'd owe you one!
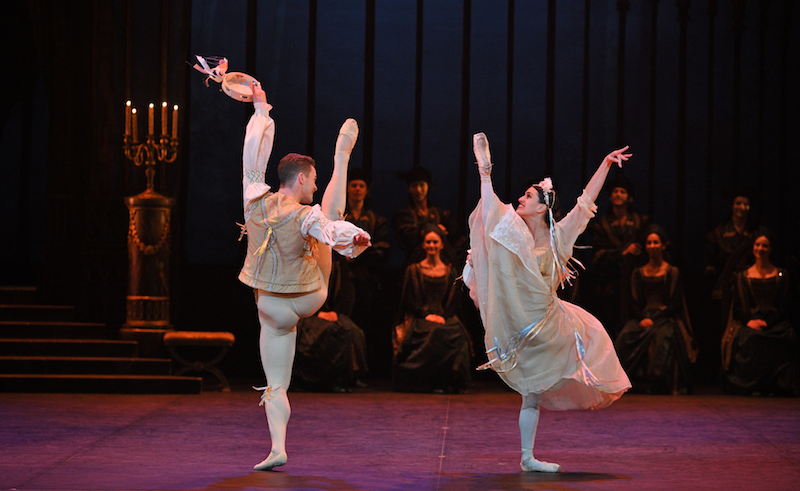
[254,450,287,471]
[472,132,492,175]
[336,119,359,155]
[521,456,561,473]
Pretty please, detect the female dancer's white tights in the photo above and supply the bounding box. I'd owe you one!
[519,393,561,472]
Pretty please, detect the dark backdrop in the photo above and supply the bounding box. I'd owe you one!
[1,0,798,380]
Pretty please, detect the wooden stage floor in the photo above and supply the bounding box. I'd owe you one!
[2,378,799,491]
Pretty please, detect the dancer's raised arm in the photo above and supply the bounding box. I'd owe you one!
[242,81,275,217]
[473,132,503,222]
[584,146,632,202]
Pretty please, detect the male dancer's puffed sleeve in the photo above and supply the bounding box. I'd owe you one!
[300,205,370,259]
[242,102,274,221]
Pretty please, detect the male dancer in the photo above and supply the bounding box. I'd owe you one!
[238,81,370,471]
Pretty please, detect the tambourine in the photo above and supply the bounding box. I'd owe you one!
[221,72,259,102]
[193,55,260,102]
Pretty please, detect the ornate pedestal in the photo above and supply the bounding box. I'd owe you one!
[120,189,176,357]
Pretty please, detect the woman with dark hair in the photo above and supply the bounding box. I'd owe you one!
[614,225,698,394]
[463,133,630,473]
[392,224,472,393]
[721,232,798,396]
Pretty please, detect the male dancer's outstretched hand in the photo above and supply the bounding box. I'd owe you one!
[250,80,267,105]
[353,232,371,248]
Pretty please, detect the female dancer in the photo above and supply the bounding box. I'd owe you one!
[464,133,631,472]
[239,81,371,471]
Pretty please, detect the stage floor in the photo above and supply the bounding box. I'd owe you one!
[2,378,799,491]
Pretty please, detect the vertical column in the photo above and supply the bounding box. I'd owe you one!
[615,0,631,146]
[675,0,690,266]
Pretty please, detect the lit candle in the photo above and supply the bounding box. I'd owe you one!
[132,108,139,143]
[148,103,154,136]
[172,105,179,140]
[125,100,131,137]
[161,101,168,136]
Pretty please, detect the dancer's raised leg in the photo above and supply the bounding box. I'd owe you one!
[318,119,358,286]
[253,292,301,471]
[321,119,358,221]
[519,393,561,472]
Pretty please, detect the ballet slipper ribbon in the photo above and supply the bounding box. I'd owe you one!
[253,385,277,406]
[193,55,229,86]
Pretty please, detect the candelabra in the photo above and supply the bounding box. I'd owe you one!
[120,100,179,357]
[123,101,179,191]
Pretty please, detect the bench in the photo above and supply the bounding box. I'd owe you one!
[163,331,236,391]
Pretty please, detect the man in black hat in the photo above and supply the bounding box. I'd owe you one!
[392,166,458,266]
[587,172,649,338]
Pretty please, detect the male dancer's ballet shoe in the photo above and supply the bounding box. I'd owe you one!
[336,119,359,155]
[253,450,288,471]
[521,456,561,473]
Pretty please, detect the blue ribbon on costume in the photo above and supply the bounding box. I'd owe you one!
[478,311,549,373]
[554,297,602,387]
[479,295,603,387]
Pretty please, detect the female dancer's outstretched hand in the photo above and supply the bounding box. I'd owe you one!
[250,80,267,105]
[604,146,632,168]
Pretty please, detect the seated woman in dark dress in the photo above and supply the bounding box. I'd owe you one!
[293,260,368,392]
[721,232,798,396]
[615,225,698,394]
[392,225,472,393]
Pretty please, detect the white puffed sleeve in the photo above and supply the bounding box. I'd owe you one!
[554,189,598,261]
[300,205,370,259]
[242,102,274,221]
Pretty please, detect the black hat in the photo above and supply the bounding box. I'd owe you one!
[723,185,758,205]
[348,167,372,185]
[606,172,635,197]
[397,166,432,185]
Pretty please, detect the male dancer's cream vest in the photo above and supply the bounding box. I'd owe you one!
[238,193,321,294]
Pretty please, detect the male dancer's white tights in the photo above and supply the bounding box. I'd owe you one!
[253,286,327,471]
[519,393,561,472]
